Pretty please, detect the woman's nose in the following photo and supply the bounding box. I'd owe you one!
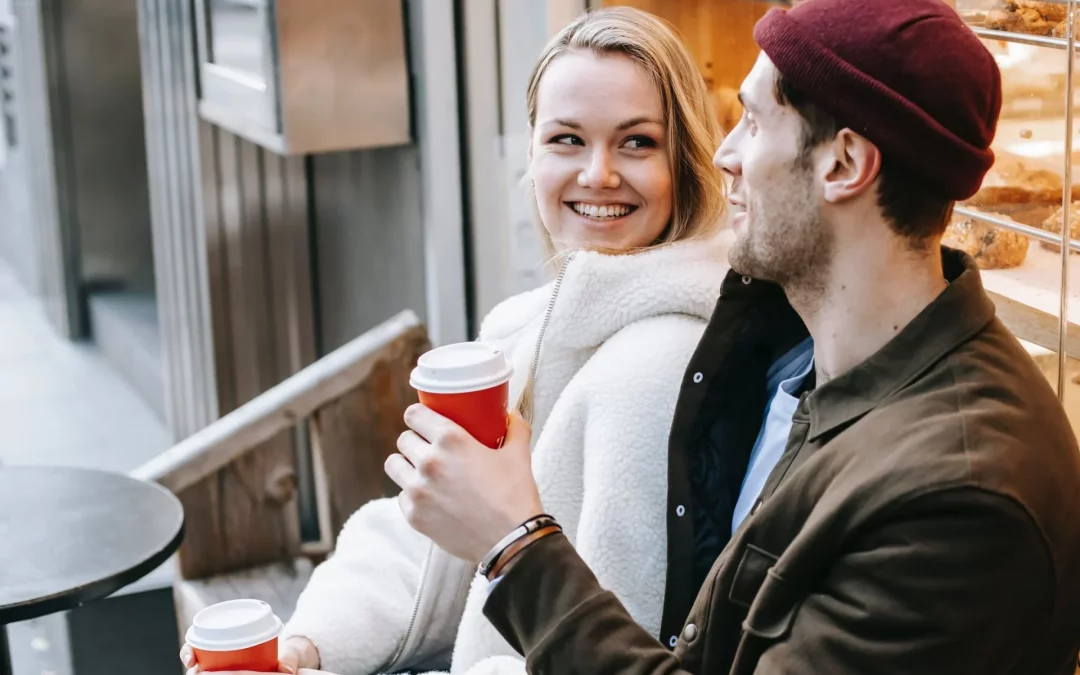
[578,150,621,189]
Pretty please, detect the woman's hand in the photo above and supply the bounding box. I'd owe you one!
[385,406,544,563]
[179,635,320,675]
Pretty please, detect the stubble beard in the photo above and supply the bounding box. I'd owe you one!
[728,160,834,309]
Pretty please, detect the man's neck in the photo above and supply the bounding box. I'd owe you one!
[789,239,947,385]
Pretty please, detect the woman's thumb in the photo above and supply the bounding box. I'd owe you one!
[278,647,300,675]
[505,412,533,451]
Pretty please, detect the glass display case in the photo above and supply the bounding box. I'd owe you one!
[953,0,1080,437]
[193,0,412,155]
[597,0,1080,445]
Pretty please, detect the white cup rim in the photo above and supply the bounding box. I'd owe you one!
[186,599,282,652]
[410,342,513,394]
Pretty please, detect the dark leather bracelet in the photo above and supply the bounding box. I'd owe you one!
[478,514,560,577]
[485,525,562,581]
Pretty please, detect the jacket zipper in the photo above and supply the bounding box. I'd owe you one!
[384,542,434,672]
[518,252,575,416]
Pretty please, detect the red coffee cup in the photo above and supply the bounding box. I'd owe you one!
[186,599,283,672]
[410,342,514,448]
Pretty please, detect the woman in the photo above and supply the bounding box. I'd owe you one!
[182,7,726,675]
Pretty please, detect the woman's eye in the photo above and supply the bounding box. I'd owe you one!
[551,134,583,146]
[623,135,658,150]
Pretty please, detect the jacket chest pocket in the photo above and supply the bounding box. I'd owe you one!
[726,545,802,675]
[728,545,799,640]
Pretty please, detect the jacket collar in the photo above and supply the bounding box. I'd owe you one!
[482,237,730,350]
[804,247,996,440]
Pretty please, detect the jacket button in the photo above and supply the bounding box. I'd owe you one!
[668,635,678,648]
[683,623,698,642]
[741,275,752,285]
[676,505,686,517]
[692,372,704,384]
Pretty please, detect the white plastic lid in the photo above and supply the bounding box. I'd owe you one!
[185,599,283,652]
[410,342,513,394]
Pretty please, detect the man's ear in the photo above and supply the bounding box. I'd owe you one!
[821,129,881,205]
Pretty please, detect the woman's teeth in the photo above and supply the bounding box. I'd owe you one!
[571,203,634,220]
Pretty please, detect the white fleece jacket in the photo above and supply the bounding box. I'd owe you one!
[283,237,729,675]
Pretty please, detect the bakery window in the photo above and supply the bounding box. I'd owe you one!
[591,0,1080,440]
[953,0,1080,434]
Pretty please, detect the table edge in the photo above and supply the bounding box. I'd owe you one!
[0,519,185,625]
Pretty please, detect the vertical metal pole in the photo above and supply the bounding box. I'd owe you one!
[1059,0,1075,399]
[0,625,13,675]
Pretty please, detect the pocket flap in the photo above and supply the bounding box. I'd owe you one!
[742,567,798,640]
[728,544,778,609]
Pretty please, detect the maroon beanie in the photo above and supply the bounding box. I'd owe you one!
[754,0,1001,201]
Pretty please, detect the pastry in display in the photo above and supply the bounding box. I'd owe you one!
[1038,202,1080,252]
[967,153,1063,207]
[987,1,1068,36]
[989,2,1058,35]
[1051,15,1078,37]
[943,212,1030,269]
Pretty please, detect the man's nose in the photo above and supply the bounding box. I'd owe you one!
[714,137,741,177]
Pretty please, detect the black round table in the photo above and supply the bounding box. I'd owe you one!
[0,466,185,675]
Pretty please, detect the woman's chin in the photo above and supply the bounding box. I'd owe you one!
[554,223,657,253]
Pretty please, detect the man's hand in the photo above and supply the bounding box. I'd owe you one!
[180,635,320,675]
[385,405,544,563]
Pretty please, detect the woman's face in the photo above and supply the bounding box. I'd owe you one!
[530,50,673,252]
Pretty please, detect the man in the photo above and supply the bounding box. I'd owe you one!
[388,0,1080,673]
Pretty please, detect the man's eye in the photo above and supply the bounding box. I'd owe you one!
[742,112,758,135]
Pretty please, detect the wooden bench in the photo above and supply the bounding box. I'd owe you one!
[132,310,430,629]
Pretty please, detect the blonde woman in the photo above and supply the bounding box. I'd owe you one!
[181,8,727,675]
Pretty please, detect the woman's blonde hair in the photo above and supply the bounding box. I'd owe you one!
[525,7,725,254]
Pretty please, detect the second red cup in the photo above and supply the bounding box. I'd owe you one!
[410,342,514,448]
[186,599,282,672]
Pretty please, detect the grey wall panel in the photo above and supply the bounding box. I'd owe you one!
[60,0,154,292]
[312,145,427,353]
[10,0,78,336]
[138,0,217,438]
[0,119,41,298]
[0,9,42,297]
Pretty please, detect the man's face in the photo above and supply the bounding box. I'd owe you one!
[714,54,834,287]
